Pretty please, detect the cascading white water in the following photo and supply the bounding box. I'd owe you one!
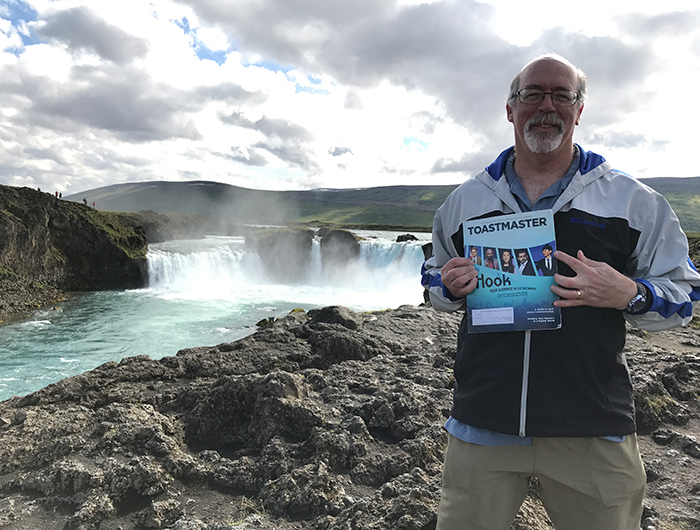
[0,230,431,401]
[145,232,429,304]
[146,237,265,297]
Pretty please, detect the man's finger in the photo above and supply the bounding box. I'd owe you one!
[553,249,578,268]
[576,249,592,265]
[553,249,593,274]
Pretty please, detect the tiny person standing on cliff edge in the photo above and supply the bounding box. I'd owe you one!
[421,53,700,530]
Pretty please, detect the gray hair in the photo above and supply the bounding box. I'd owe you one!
[507,53,588,104]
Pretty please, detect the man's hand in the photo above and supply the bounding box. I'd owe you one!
[441,257,479,298]
[551,250,638,310]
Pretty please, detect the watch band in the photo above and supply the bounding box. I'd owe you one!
[626,282,650,315]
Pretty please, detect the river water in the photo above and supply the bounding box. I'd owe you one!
[0,230,431,401]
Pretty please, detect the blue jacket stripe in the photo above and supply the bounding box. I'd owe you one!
[690,286,700,302]
[420,262,430,288]
[421,261,461,301]
[648,288,696,319]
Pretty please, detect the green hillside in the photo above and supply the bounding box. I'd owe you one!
[65,181,458,230]
[64,177,700,232]
[639,177,700,234]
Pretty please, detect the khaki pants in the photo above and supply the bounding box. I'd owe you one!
[437,433,646,530]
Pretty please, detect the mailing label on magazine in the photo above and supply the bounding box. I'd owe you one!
[463,210,561,333]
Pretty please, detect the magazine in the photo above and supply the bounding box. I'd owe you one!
[463,210,561,333]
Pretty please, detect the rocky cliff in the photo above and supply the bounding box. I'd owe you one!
[0,185,149,320]
[245,228,363,283]
[1,305,699,530]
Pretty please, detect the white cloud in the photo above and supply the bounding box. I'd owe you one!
[0,0,699,197]
[195,26,229,52]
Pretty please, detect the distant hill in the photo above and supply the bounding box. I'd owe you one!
[637,177,700,235]
[64,181,457,230]
[64,177,700,232]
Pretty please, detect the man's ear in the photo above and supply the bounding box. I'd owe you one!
[575,103,584,125]
[506,103,514,123]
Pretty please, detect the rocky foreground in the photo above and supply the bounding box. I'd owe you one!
[1,305,699,530]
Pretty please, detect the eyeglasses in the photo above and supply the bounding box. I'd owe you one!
[515,89,579,107]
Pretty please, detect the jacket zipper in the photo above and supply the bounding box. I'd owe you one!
[519,330,532,437]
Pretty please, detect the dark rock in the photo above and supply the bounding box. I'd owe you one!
[652,429,679,446]
[138,498,184,528]
[320,230,360,271]
[645,460,664,483]
[246,227,314,282]
[307,305,363,330]
[634,380,690,435]
[396,234,418,242]
[662,361,698,401]
[681,436,700,459]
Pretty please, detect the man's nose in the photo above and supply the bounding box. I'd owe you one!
[538,93,557,110]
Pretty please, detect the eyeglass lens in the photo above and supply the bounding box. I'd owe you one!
[518,89,577,106]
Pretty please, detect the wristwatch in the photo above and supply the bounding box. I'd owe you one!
[626,282,649,315]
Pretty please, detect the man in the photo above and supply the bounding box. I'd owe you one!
[421,54,700,530]
[515,248,535,275]
[536,243,556,276]
[483,247,499,270]
[468,245,481,265]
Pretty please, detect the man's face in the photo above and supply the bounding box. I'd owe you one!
[517,252,528,264]
[470,247,478,258]
[506,58,583,155]
[542,247,552,258]
[485,249,494,260]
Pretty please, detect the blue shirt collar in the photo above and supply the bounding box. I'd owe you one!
[503,145,580,212]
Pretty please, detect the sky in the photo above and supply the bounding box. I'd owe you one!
[0,0,699,195]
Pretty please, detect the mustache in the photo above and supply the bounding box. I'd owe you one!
[526,112,564,131]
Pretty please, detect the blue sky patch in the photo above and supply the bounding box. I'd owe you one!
[294,84,329,95]
[403,136,428,151]
[247,59,293,74]
[289,73,329,95]
[1,0,43,52]
[196,47,228,65]
[175,17,230,66]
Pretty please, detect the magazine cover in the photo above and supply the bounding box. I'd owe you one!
[463,210,561,333]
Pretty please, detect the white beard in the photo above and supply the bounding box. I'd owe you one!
[524,113,565,153]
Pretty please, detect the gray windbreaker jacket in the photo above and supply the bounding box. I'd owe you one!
[421,145,700,437]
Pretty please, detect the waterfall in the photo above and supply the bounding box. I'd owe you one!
[146,237,264,294]
[146,234,429,295]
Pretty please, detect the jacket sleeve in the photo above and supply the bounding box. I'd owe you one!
[624,191,700,331]
[421,208,466,313]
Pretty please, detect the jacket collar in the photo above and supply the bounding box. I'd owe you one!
[485,143,607,181]
[479,144,612,214]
